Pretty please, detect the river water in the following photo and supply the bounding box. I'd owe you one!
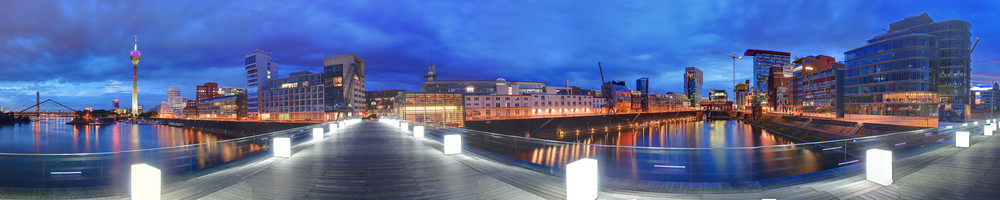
[484,120,850,182]
[0,117,269,187]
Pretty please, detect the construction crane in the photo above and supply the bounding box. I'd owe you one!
[708,50,742,92]
[598,62,611,114]
[970,37,980,53]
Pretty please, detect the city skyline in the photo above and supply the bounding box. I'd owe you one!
[1,1,999,111]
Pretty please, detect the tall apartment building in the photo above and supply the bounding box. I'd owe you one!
[684,67,703,107]
[843,13,972,123]
[245,50,279,119]
[323,54,366,118]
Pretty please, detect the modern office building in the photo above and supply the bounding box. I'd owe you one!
[684,67,703,108]
[980,82,1000,112]
[744,49,791,96]
[245,50,279,119]
[636,78,650,111]
[365,90,405,117]
[259,71,325,121]
[182,100,198,118]
[323,54,366,118]
[636,78,649,95]
[166,87,186,117]
[197,82,220,100]
[218,86,246,96]
[113,99,119,109]
[843,13,972,123]
[422,79,546,95]
[395,93,464,127]
[709,89,728,103]
[197,94,247,120]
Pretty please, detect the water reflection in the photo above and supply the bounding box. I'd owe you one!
[478,120,844,182]
[0,117,267,187]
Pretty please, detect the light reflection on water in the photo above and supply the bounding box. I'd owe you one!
[0,117,266,187]
[510,120,838,182]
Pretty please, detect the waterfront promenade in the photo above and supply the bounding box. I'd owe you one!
[16,120,996,199]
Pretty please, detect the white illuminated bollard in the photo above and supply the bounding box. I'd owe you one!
[131,163,161,200]
[329,123,338,133]
[956,131,970,147]
[414,125,425,138]
[444,134,462,154]
[312,128,324,142]
[274,137,291,157]
[985,125,994,136]
[566,158,598,200]
[400,122,409,132]
[866,149,892,186]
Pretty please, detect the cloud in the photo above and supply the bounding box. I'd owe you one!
[0,0,998,110]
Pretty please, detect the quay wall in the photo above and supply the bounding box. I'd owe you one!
[464,111,700,136]
[155,118,318,137]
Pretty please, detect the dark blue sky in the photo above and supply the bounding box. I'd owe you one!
[2,0,999,111]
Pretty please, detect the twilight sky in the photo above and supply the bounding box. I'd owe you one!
[1,0,999,111]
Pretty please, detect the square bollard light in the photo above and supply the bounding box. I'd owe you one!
[866,149,892,186]
[274,137,291,157]
[444,134,462,154]
[329,124,338,133]
[414,125,425,138]
[400,122,409,132]
[956,131,970,148]
[566,158,598,200]
[131,163,161,200]
[313,128,324,142]
[985,125,994,136]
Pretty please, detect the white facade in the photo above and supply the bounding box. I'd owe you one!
[166,87,186,117]
[246,50,279,118]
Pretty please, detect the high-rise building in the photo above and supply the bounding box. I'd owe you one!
[113,99,119,109]
[744,49,791,95]
[197,82,220,100]
[323,54,366,118]
[166,87,186,117]
[129,35,142,116]
[636,77,649,95]
[843,13,972,122]
[684,67,703,107]
[245,50,279,119]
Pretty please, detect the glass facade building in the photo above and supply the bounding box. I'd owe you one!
[260,71,325,121]
[394,93,465,127]
[744,49,791,93]
[843,13,971,121]
[684,67,702,107]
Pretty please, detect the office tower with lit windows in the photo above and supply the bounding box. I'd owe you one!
[323,54,366,119]
[245,50,279,119]
[843,13,972,122]
[685,67,703,107]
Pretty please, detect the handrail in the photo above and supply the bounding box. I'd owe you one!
[0,123,327,156]
[411,118,984,150]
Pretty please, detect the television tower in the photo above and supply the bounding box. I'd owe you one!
[130,35,142,116]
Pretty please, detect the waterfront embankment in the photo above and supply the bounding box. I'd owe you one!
[464,111,700,136]
[155,118,318,137]
[749,114,926,142]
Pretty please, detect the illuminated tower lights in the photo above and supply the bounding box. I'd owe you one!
[130,35,142,116]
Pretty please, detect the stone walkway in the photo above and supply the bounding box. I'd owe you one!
[108,121,1000,199]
